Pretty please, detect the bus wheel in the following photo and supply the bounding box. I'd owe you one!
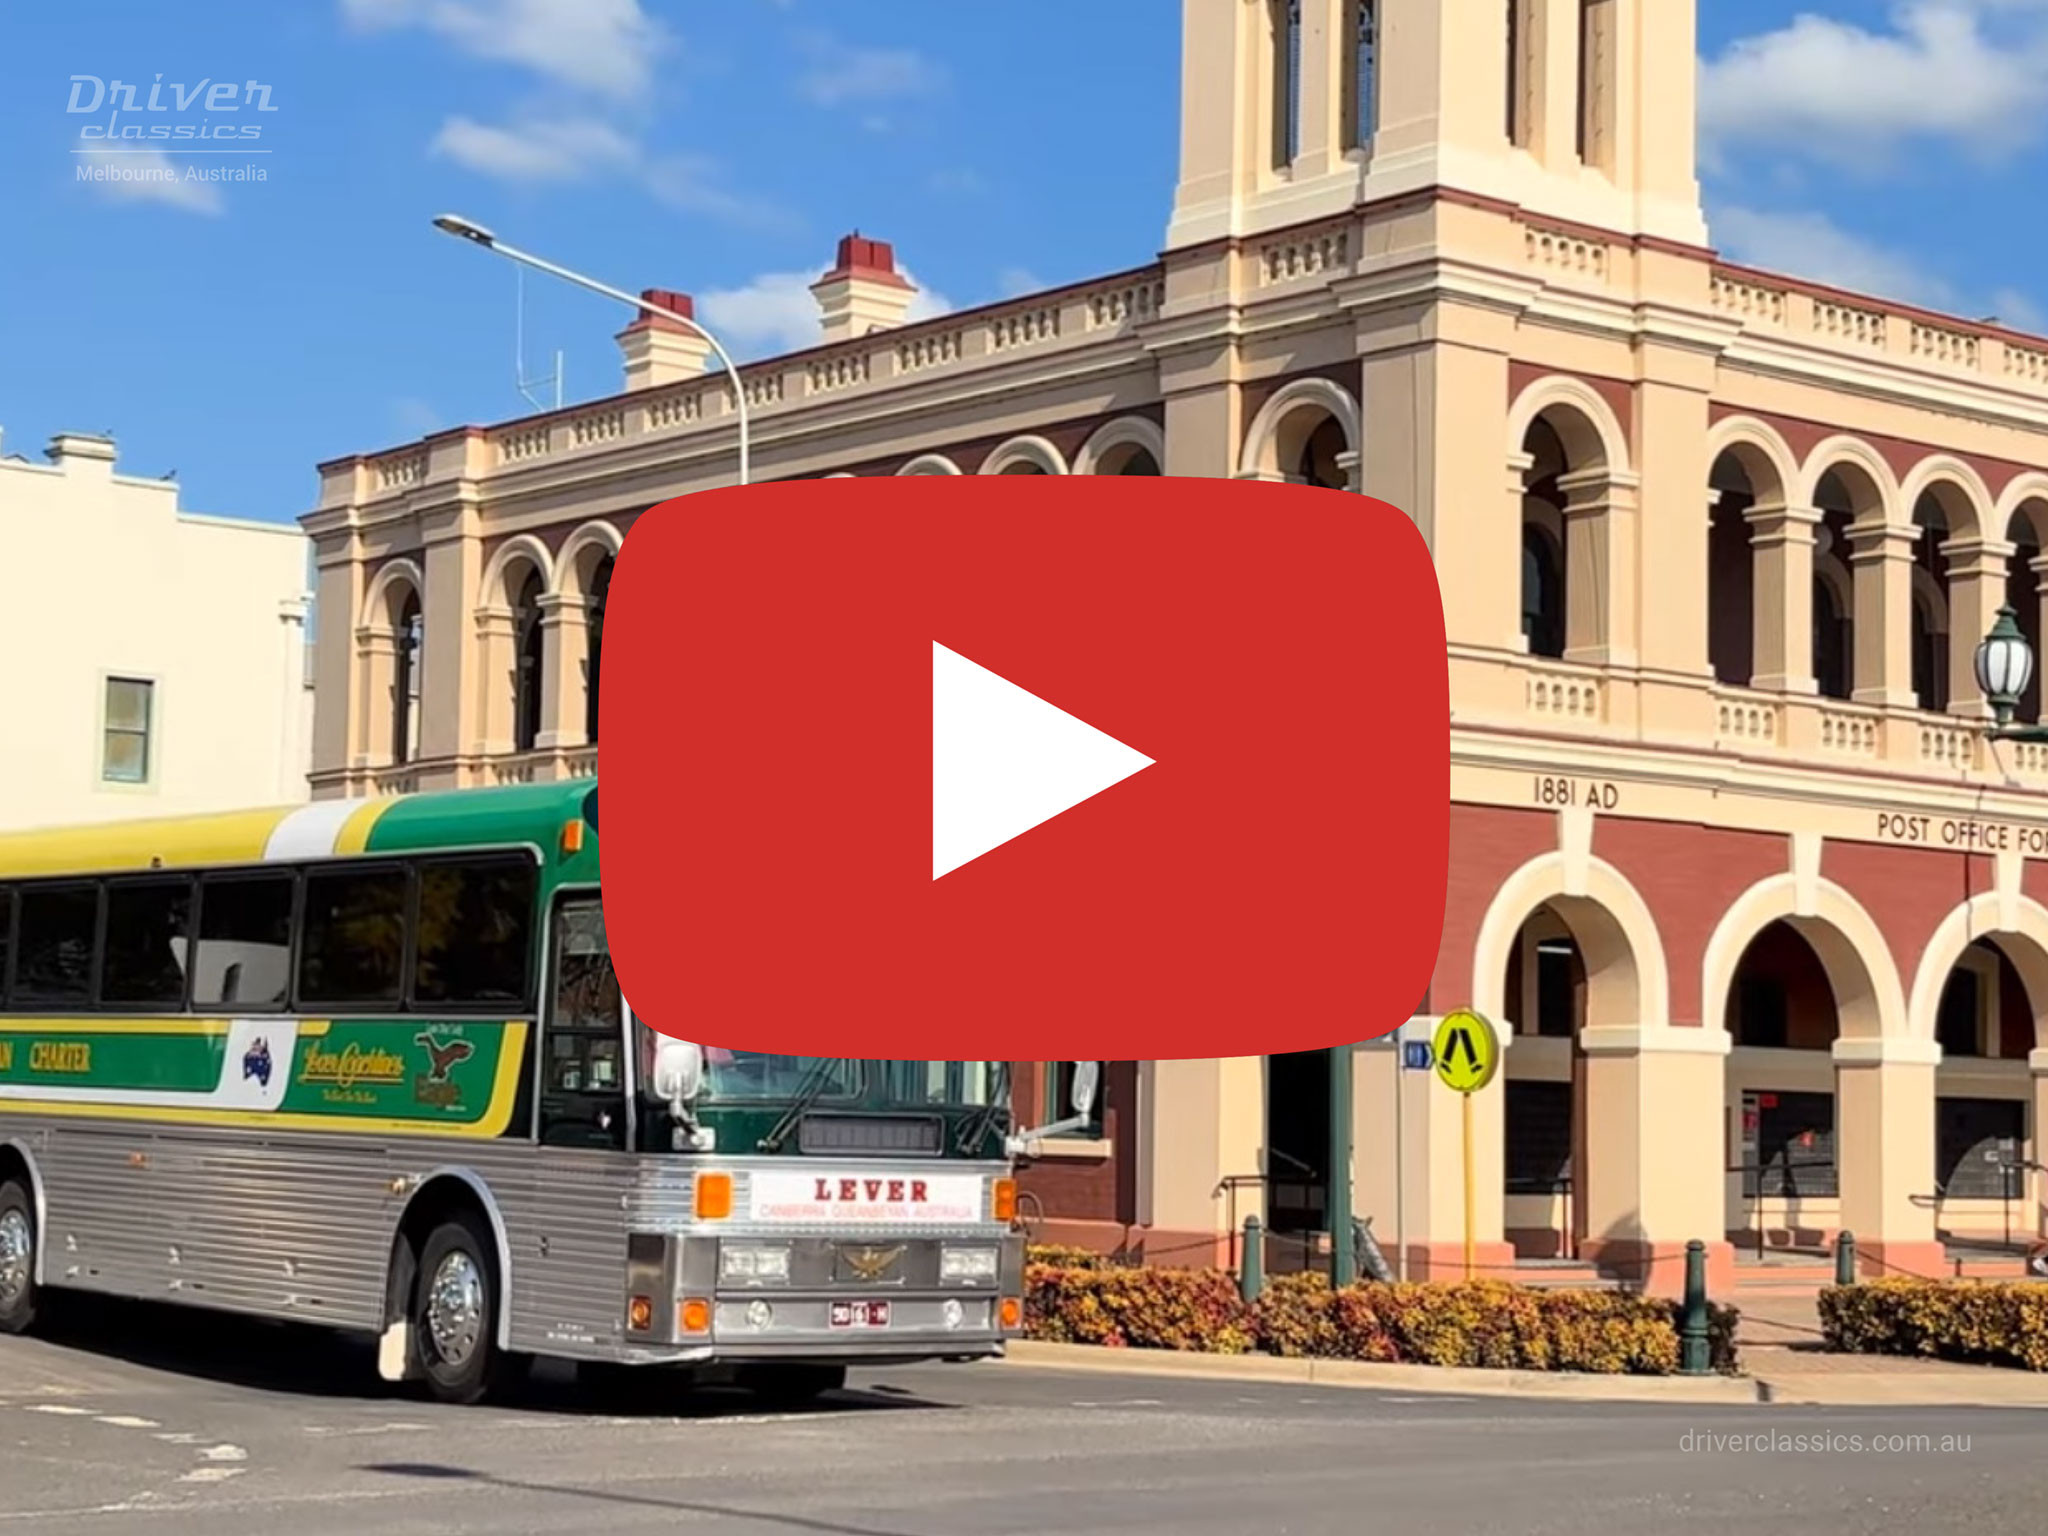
[410,1215,507,1405]
[0,1180,37,1335]
[741,1363,846,1406]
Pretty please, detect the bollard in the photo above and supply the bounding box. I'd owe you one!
[1679,1239,1711,1376]
[1835,1230,1857,1287]
[1239,1215,1265,1303]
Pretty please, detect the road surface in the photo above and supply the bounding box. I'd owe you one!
[1,1297,2042,1534]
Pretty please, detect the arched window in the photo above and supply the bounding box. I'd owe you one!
[1117,449,1161,476]
[1296,417,1349,489]
[1911,592,1947,714]
[1273,0,1303,169]
[1522,524,1565,659]
[1346,1,1379,150]
[1813,577,1850,702]
[513,570,546,753]
[393,591,422,764]
[585,555,613,745]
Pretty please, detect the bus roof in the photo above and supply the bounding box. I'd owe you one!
[0,780,600,879]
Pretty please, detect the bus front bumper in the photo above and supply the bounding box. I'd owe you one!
[617,1230,1027,1363]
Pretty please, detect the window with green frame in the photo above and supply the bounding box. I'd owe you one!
[1043,1060,1105,1138]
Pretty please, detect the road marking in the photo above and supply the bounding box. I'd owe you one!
[200,1444,249,1461]
[179,1466,247,1484]
[303,1422,433,1437]
[154,1431,204,1445]
[1070,1398,1164,1408]
[95,1414,161,1429]
[22,1404,92,1416]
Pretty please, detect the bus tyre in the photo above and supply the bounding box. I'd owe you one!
[409,1214,508,1405]
[743,1363,846,1406]
[0,1180,37,1336]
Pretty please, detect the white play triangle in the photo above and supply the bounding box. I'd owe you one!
[932,641,1155,880]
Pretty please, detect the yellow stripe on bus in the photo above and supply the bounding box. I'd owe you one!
[0,807,301,877]
[0,1019,331,1037]
[334,798,395,856]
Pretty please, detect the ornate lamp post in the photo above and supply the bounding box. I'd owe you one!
[1975,605,2047,740]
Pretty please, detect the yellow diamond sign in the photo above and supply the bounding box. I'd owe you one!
[1431,1009,1500,1095]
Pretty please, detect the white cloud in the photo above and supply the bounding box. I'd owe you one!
[997,267,1044,297]
[339,0,668,100]
[74,140,223,214]
[426,116,790,228]
[1699,1,2048,170]
[430,115,637,180]
[792,30,946,107]
[696,264,953,358]
[1708,205,1955,309]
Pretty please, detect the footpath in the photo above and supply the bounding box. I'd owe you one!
[1001,1284,2048,1410]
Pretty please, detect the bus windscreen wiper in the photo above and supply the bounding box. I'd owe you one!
[756,1057,848,1152]
[954,1061,1012,1156]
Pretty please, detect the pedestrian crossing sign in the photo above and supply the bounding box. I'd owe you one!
[1431,1009,1500,1095]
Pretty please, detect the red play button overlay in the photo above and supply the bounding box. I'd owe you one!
[600,472,1447,1062]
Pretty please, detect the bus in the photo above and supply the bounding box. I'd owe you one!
[0,779,1092,1405]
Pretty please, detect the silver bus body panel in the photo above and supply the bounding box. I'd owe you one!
[6,1113,1021,1366]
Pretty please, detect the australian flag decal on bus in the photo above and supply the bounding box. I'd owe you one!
[242,1038,273,1089]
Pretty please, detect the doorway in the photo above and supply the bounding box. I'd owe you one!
[1264,1050,1331,1263]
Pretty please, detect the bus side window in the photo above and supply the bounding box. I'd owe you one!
[193,874,294,1009]
[540,899,627,1151]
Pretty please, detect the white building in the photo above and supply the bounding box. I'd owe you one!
[0,429,312,830]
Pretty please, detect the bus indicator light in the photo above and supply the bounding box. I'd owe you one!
[695,1172,733,1220]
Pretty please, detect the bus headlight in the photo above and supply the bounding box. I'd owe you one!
[940,1246,998,1282]
[721,1244,791,1282]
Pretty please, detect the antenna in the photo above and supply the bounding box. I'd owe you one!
[513,266,564,411]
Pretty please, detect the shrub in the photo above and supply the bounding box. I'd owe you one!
[1819,1279,2048,1371]
[1025,1259,1742,1374]
[1024,1260,1255,1353]
[1024,1243,1117,1271]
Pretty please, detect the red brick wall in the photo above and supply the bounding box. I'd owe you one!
[1596,822,1785,1025]
[1823,843,1993,987]
[1009,1060,1139,1229]
[1431,805,1556,1010]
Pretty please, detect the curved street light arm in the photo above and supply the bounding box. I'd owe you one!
[436,222,750,486]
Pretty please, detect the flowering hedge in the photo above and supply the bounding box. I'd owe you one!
[1021,1252,1740,1375]
[1819,1278,2048,1371]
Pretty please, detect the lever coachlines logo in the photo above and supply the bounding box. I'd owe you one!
[601,473,1448,1061]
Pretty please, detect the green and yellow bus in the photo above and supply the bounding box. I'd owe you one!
[0,780,1072,1404]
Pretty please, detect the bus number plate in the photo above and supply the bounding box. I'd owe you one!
[829,1301,891,1329]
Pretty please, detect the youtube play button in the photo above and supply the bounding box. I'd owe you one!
[932,641,1154,880]
[601,472,1447,1062]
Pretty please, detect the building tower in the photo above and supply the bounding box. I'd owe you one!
[1165,0,1707,250]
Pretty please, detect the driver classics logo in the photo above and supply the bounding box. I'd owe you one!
[67,72,275,204]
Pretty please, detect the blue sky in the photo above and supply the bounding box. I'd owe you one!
[1,1,2045,527]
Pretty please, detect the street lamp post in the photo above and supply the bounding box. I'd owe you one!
[431,214,751,486]
[1975,605,2047,740]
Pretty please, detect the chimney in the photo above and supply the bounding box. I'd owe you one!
[46,432,118,477]
[616,289,711,391]
[810,233,915,343]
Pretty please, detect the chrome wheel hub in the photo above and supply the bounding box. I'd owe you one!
[0,1209,31,1310]
[426,1251,484,1367]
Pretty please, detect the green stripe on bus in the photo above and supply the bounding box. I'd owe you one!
[0,1030,223,1092]
[278,1018,516,1125]
[359,780,596,861]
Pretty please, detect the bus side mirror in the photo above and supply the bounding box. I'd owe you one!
[1070,1061,1100,1118]
[651,1038,704,1106]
